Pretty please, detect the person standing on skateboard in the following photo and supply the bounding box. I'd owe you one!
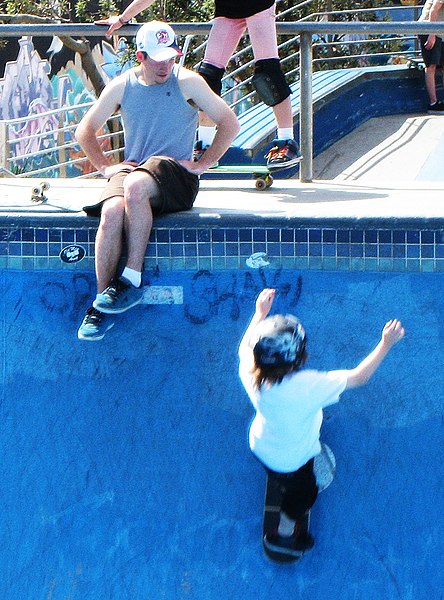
[96,0,300,169]
[238,288,404,556]
[76,21,239,340]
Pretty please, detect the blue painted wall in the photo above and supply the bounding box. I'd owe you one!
[1,268,443,599]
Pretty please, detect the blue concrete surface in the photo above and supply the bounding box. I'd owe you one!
[1,268,443,600]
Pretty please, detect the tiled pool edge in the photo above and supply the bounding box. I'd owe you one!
[1,213,443,273]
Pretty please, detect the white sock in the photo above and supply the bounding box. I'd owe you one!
[277,512,296,537]
[277,128,294,142]
[198,125,216,147]
[121,267,141,288]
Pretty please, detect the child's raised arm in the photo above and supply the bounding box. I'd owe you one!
[344,319,405,390]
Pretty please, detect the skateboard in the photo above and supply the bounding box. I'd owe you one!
[406,57,424,71]
[207,159,301,190]
[261,443,335,563]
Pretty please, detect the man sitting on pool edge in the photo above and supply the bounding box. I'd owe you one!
[76,21,240,340]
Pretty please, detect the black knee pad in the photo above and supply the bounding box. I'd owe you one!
[252,58,291,106]
[198,62,225,96]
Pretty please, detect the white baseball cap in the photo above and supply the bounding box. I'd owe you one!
[136,21,183,62]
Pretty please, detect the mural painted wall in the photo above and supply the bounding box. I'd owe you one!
[0,36,127,177]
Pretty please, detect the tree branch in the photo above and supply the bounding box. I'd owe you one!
[0,13,106,96]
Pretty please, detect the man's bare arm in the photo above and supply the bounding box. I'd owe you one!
[95,0,157,37]
[75,76,127,175]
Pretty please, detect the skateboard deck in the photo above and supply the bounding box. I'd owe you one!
[261,443,335,563]
[208,158,301,190]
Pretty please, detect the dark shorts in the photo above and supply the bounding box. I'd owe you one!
[82,156,199,218]
[266,458,318,521]
[419,35,444,68]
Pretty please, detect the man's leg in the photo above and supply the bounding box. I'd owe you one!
[78,196,126,341]
[195,16,245,157]
[93,170,158,314]
[95,196,126,292]
[247,6,293,133]
[247,7,300,168]
[122,169,156,274]
[425,64,438,104]
[271,97,294,134]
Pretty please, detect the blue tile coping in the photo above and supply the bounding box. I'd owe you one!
[1,211,443,273]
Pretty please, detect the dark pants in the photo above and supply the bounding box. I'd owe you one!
[419,34,444,68]
[266,458,318,521]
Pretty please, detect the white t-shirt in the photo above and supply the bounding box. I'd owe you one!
[239,358,347,473]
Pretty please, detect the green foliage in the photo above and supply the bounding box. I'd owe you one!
[3,0,70,18]
[1,0,213,22]
[274,0,408,72]
[290,0,396,21]
[138,0,213,23]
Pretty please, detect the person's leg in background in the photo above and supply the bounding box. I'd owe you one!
[247,5,300,168]
[419,34,444,114]
[195,16,245,160]
[195,6,300,168]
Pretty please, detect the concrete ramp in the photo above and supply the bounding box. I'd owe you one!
[1,268,443,599]
[314,113,444,183]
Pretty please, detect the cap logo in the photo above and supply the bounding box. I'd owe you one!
[156,30,170,45]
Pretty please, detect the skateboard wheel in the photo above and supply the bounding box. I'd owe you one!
[31,182,50,195]
[255,178,267,190]
[315,443,336,492]
[265,175,274,188]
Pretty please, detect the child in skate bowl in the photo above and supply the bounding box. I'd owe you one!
[238,288,404,556]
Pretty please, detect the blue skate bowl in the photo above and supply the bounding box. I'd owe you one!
[1,216,443,599]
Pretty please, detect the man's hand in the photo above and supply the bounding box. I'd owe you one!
[424,34,437,50]
[178,159,206,176]
[95,16,124,38]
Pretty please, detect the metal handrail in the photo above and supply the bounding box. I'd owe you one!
[2,21,443,38]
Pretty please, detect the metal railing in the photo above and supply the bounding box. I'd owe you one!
[1,12,444,182]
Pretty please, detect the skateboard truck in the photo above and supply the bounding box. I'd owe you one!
[208,158,301,190]
[31,181,50,203]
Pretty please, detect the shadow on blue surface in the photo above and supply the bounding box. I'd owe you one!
[1,268,443,599]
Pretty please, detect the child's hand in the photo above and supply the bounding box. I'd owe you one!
[255,288,275,320]
[381,319,405,348]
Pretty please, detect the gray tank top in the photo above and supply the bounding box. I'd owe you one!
[120,64,198,164]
